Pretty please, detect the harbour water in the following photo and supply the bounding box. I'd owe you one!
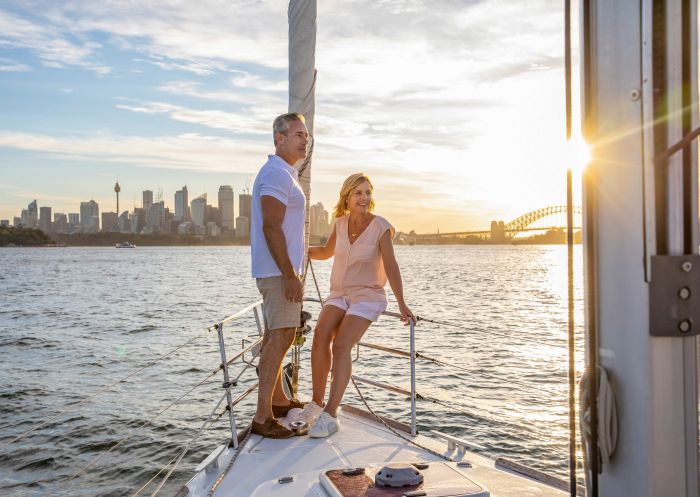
[0,245,584,496]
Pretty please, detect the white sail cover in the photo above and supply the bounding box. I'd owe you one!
[288,0,317,269]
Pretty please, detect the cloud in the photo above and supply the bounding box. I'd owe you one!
[115,101,271,135]
[0,56,31,72]
[0,9,111,73]
[0,130,266,173]
[0,0,576,231]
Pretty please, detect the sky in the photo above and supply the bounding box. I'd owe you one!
[0,0,584,233]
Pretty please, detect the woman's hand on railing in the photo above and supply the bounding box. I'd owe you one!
[398,302,416,326]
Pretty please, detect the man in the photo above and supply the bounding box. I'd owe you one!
[250,112,309,438]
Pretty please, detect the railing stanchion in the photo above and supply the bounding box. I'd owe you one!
[410,319,417,436]
[215,322,239,448]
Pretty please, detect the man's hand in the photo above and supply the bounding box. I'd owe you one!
[283,274,303,303]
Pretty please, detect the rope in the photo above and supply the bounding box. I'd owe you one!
[2,333,206,453]
[130,452,181,497]
[579,366,617,490]
[413,315,571,351]
[150,392,229,496]
[308,258,324,303]
[206,426,253,497]
[45,367,222,497]
[349,376,453,462]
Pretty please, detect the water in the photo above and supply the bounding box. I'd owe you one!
[0,245,584,496]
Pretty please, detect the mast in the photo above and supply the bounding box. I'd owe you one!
[581,1,699,496]
[288,0,317,396]
[288,0,317,258]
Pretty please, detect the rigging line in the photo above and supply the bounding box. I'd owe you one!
[304,296,573,351]
[413,315,572,351]
[358,341,574,398]
[44,369,224,497]
[150,392,229,497]
[147,385,258,497]
[308,258,324,303]
[206,426,253,497]
[415,351,572,398]
[3,332,206,453]
[349,376,453,463]
[130,452,181,497]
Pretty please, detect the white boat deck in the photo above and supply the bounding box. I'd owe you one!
[181,405,567,497]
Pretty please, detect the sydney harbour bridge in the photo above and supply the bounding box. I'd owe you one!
[396,205,582,244]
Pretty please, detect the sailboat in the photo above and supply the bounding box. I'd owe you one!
[174,1,700,496]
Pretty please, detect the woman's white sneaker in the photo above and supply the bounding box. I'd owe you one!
[309,411,339,438]
[298,401,324,425]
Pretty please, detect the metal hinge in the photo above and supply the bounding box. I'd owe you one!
[649,255,700,336]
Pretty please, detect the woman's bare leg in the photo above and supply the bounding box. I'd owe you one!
[324,315,372,417]
[311,305,346,406]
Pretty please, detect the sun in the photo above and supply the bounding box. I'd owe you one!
[565,134,591,175]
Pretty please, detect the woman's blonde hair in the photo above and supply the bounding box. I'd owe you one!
[333,173,375,218]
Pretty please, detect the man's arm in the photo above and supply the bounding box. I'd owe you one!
[261,195,303,302]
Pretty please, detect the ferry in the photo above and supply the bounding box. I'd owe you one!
[115,241,136,248]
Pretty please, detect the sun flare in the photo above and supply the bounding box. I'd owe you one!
[566,135,591,175]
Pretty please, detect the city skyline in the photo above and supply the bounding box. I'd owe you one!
[0,1,586,233]
[4,181,334,239]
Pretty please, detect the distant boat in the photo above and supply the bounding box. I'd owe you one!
[115,242,135,248]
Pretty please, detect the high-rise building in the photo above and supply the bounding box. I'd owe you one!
[310,202,330,237]
[21,200,38,228]
[235,216,250,239]
[191,194,207,227]
[12,217,21,227]
[143,190,153,212]
[80,200,100,232]
[174,186,189,221]
[68,213,80,232]
[218,185,235,230]
[101,212,118,232]
[39,206,52,233]
[239,193,252,220]
[147,201,166,229]
[53,213,68,234]
[118,211,130,233]
[0,220,9,227]
[205,205,219,226]
[131,208,146,234]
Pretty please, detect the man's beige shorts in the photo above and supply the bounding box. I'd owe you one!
[256,276,302,331]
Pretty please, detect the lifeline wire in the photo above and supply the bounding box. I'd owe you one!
[150,392,230,496]
[45,367,224,497]
[2,332,206,453]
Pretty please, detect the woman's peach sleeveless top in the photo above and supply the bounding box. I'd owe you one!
[328,215,394,303]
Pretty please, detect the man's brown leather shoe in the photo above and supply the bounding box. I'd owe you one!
[251,418,295,439]
[272,398,305,419]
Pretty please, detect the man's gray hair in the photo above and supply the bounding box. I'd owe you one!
[272,112,305,145]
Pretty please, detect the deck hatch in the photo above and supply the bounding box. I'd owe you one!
[319,461,489,497]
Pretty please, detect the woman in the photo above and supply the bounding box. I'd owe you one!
[305,172,414,438]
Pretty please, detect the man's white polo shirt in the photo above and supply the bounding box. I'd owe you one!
[250,155,306,278]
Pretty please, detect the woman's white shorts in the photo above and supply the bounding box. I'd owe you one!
[324,296,388,322]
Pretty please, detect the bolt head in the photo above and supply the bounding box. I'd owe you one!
[679,319,692,334]
[679,287,692,301]
[630,89,641,101]
[681,261,693,273]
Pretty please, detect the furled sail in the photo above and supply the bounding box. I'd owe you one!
[288,0,317,264]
